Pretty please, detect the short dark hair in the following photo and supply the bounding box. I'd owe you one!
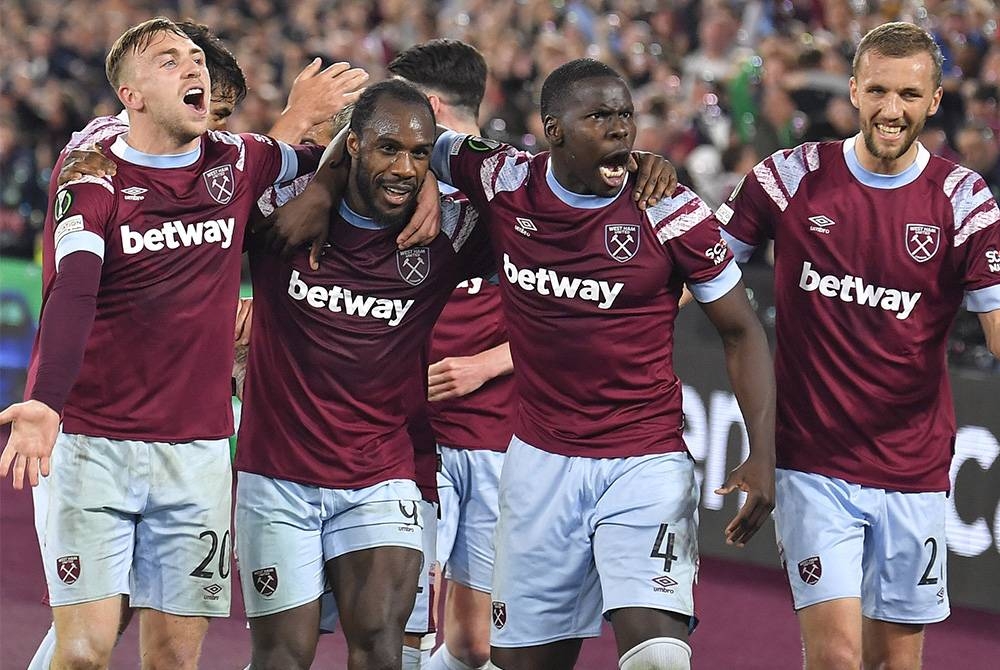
[854,22,944,89]
[387,39,487,119]
[106,17,186,87]
[539,58,624,122]
[349,79,435,137]
[177,20,247,106]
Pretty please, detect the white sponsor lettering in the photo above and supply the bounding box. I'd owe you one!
[288,270,414,327]
[986,249,1000,273]
[798,261,921,320]
[502,253,623,310]
[120,218,235,254]
[457,277,483,295]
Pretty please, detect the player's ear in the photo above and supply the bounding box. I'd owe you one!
[346,129,361,159]
[426,93,442,116]
[543,114,562,146]
[118,84,144,112]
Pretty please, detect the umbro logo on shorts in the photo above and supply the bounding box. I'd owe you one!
[492,600,507,629]
[252,567,278,597]
[652,575,678,593]
[203,583,224,601]
[56,555,80,584]
[798,556,822,585]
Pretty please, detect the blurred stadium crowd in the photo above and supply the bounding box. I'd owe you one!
[2,0,998,370]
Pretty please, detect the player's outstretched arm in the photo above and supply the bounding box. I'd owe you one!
[58,145,116,186]
[980,309,1000,359]
[427,341,513,402]
[699,281,776,547]
[0,400,59,490]
[628,151,677,210]
[268,59,369,144]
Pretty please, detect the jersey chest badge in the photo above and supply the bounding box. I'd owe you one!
[905,223,940,263]
[203,165,235,204]
[606,224,640,262]
[397,247,430,285]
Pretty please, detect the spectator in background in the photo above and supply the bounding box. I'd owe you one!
[955,123,1000,199]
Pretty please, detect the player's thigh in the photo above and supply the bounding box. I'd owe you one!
[491,437,603,648]
[774,469,866,610]
[443,581,493,662]
[491,639,584,670]
[444,448,504,592]
[798,598,863,668]
[863,490,949,625]
[248,599,322,670]
[405,500,438,636]
[51,595,125,665]
[133,439,232,618]
[323,481,425,640]
[593,452,698,649]
[235,472,328,619]
[137,608,210,670]
[861,617,925,670]
[37,433,137,608]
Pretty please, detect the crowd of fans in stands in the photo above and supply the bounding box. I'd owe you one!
[3,0,998,369]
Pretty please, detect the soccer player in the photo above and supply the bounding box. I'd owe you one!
[232,79,493,670]
[716,22,1000,670]
[0,17,327,669]
[388,40,514,670]
[427,58,777,670]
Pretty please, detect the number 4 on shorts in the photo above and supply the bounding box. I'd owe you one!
[651,523,678,572]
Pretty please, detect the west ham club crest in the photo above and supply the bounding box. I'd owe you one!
[798,556,822,585]
[491,600,507,629]
[203,165,235,205]
[56,555,81,584]
[252,567,278,597]
[905,223,940,263]
[397,248,430,285]
[606,224,640,262]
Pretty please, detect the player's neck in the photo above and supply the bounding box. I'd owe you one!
[437,108,479,137]
[123,118,202,156]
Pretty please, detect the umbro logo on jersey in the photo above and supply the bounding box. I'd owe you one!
[808,215,836,235]
[514,217,536,237]
[122,186,147,201]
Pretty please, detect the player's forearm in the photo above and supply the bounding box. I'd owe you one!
[474,342,513,381]
[267,109,313,145]
[979,309,1000,359]
[30,253,102,415]
[719,324,776,464]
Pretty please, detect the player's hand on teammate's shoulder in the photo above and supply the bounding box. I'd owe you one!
[0,399,60,490]
[58,143,115,185]
[396,171,441,250]
[628,151,677,211]
[715,454,776,548]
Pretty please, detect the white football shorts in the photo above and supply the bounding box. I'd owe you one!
[34,432,232,616]
[491,436,699,647]
[435,445,505,592]
[773,468,950,624]
[235,472,423,618]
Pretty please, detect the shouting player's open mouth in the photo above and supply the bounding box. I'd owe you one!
[182,86,208,116]
[598,149,630,190]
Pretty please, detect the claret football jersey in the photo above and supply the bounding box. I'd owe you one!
[235,195,491,489]
[718,138,1000,491]
[28,130,321,442]
[431,131,741,458]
